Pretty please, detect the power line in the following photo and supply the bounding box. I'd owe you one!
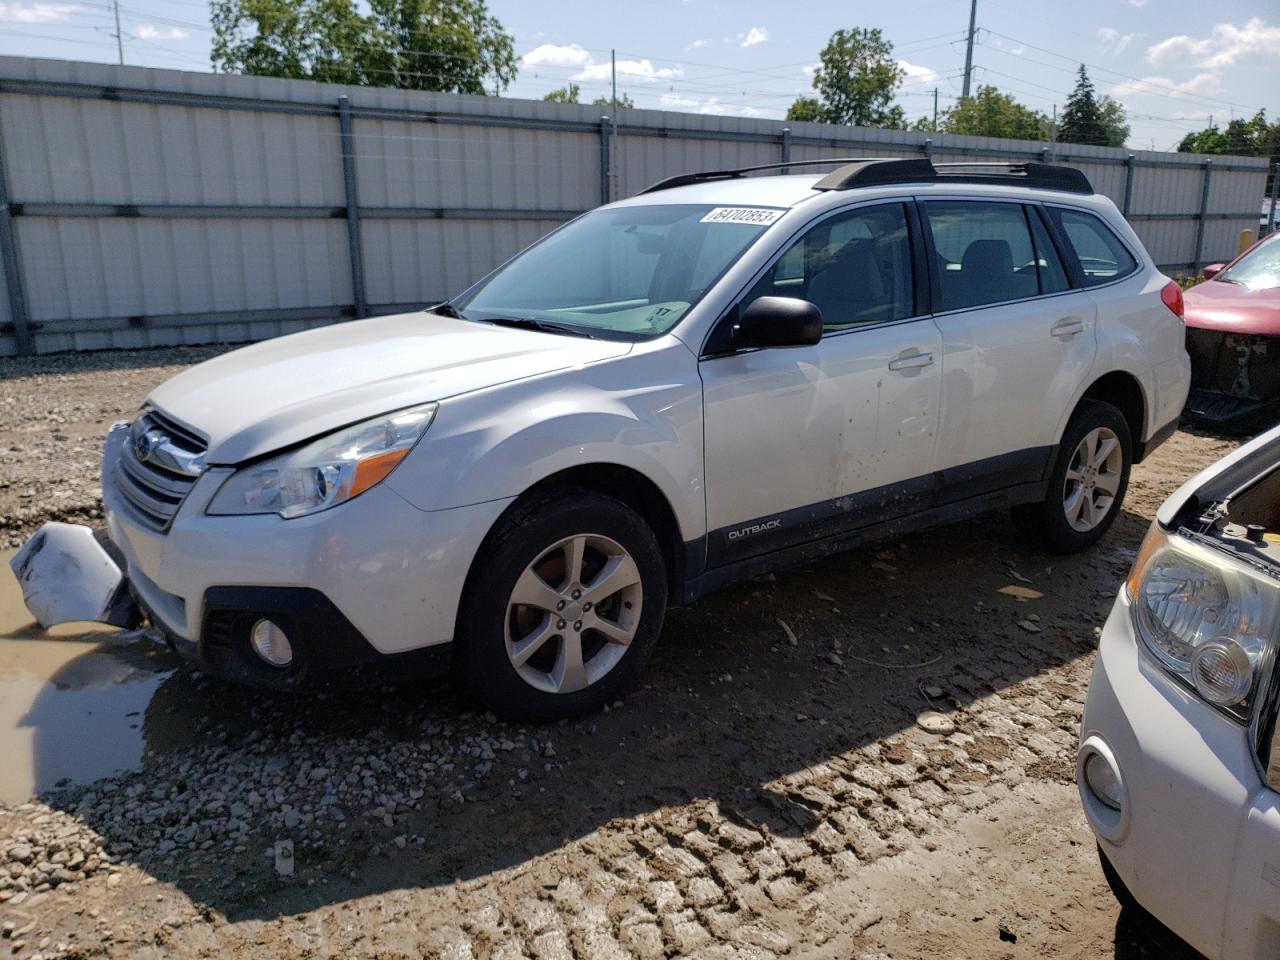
[981,28,1263,114]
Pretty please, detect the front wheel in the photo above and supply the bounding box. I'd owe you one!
[1013,400,1132,553]
[456,488,667,720]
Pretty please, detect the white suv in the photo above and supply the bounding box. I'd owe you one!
[12,158,1190,719]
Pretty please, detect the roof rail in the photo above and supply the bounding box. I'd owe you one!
[638,157,882,194]
[813,158,1093,194]
[638,156,1095,197]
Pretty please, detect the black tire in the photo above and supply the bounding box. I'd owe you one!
[1012,400,1132,553]
[456,487,667,721]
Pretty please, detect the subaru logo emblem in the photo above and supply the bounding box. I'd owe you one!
[133,428,167,463]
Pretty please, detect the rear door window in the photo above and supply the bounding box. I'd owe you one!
[923,200,1042,311]
[1050,208,1138,286]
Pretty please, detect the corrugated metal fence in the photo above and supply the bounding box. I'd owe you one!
[0,56,1271,356]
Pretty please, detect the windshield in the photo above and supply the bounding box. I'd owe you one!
[1220,234,1280,291]
[455,204,781,337]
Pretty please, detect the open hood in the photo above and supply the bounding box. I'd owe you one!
[1157,424,1280,530]
[146,312,631,464]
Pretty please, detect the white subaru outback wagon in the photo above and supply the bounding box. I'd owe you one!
[12,157,1191,719]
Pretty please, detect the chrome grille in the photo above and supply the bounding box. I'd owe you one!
[111,410,207,533]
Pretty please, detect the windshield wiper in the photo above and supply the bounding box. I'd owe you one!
[482,316,600,339]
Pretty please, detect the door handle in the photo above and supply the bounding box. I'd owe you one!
[888,352,935,372]
[1050,317,1085,340]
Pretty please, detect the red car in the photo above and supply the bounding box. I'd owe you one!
[1184,231,1280,427]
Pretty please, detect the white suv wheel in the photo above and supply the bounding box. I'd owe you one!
[1063,426,1124,532]
[504,533,644,694]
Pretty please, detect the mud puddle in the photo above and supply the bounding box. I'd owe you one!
[1,548,178,803]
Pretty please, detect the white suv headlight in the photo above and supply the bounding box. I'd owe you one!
[207,404,437,519]
[1127,525,1279,719]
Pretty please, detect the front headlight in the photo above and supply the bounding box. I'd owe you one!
[1127,525,1279,719]
[207,403,436,519]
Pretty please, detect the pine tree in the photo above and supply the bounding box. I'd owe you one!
[1058,65,1105,146]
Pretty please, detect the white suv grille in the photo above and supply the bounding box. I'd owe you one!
[110,410,207,532]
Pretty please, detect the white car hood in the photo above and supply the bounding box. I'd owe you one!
[147,312,631,463]
[1157,423,1280,528]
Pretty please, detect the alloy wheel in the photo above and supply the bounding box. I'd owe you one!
[504,533,643,694]
[1063,426,1124,532]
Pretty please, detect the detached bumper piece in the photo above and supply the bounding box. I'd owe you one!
[9,522,141,628]
[1185,329,1280,430]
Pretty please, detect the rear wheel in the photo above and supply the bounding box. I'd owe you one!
[456,488,667,720]
[1013,400,1132,553]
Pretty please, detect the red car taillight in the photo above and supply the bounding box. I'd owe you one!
[1161,280,1184,319]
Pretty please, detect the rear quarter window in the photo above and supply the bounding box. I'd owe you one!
[1050,208,1138,287]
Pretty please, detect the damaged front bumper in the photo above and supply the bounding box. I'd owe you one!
[9,522,141,629]
[1185,328,1280,429]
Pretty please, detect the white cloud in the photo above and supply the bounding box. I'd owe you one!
[524,42,683,86]
[0,2,82,23]
[136,24,187,41]
[1128,0,1148,6]
[739,26,768,48]
[685,39,711,51]
[1109,72,1223,100]
[898,59,939,87]
[574,57,682,83]
[1146,18,1280,68]
[659,93,763,117]
[520,43,592,70]
[1098,27,1135,56]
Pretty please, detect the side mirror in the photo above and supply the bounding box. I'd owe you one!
[735,296,823,349]
[1202,263,1226,280]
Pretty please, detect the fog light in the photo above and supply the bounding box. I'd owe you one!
[250,618,293,667]
[1084,752,1123,811]
[1191,639,1253,706]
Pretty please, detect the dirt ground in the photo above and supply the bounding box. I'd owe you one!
[0,346,1241,959]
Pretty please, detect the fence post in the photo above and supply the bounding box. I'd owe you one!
[1268,162,1279,236]
[1192,159,1213,274]
[1122,154,1135,217]
[923,138,932,160]
[0,119,32,356]
[599,116,613,205]
[780,126,791,175]
[337,96,368,320]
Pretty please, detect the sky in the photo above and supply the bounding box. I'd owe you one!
[0,0,1276,152]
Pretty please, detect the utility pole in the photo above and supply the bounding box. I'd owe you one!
[111,0,124,65]
[961,0,977,99]
[1050,104,1058,161]
[932,88,939,130]
[611,49,617,114]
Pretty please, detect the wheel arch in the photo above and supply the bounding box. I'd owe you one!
[458,463,693,621]
[1068,370,1150,462]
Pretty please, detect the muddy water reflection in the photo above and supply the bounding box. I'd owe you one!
[1,549,177,803]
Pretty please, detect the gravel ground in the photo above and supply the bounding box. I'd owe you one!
[0,347,1238,959]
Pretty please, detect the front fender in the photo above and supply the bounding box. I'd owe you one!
[385,341,706,543]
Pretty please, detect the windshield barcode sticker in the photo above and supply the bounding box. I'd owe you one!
[700,207,784,225]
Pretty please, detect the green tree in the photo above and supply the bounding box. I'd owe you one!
[806,28,905,128]
[786,95,824,123]
[211,0,516,93]
[370,0,515,93]
[1058,65,1128,146]
[1095,95,1131,148]
[592,92,635,109]
[1179,109,1280,193]
[543,83,580,103]
[940,85,1048,140]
